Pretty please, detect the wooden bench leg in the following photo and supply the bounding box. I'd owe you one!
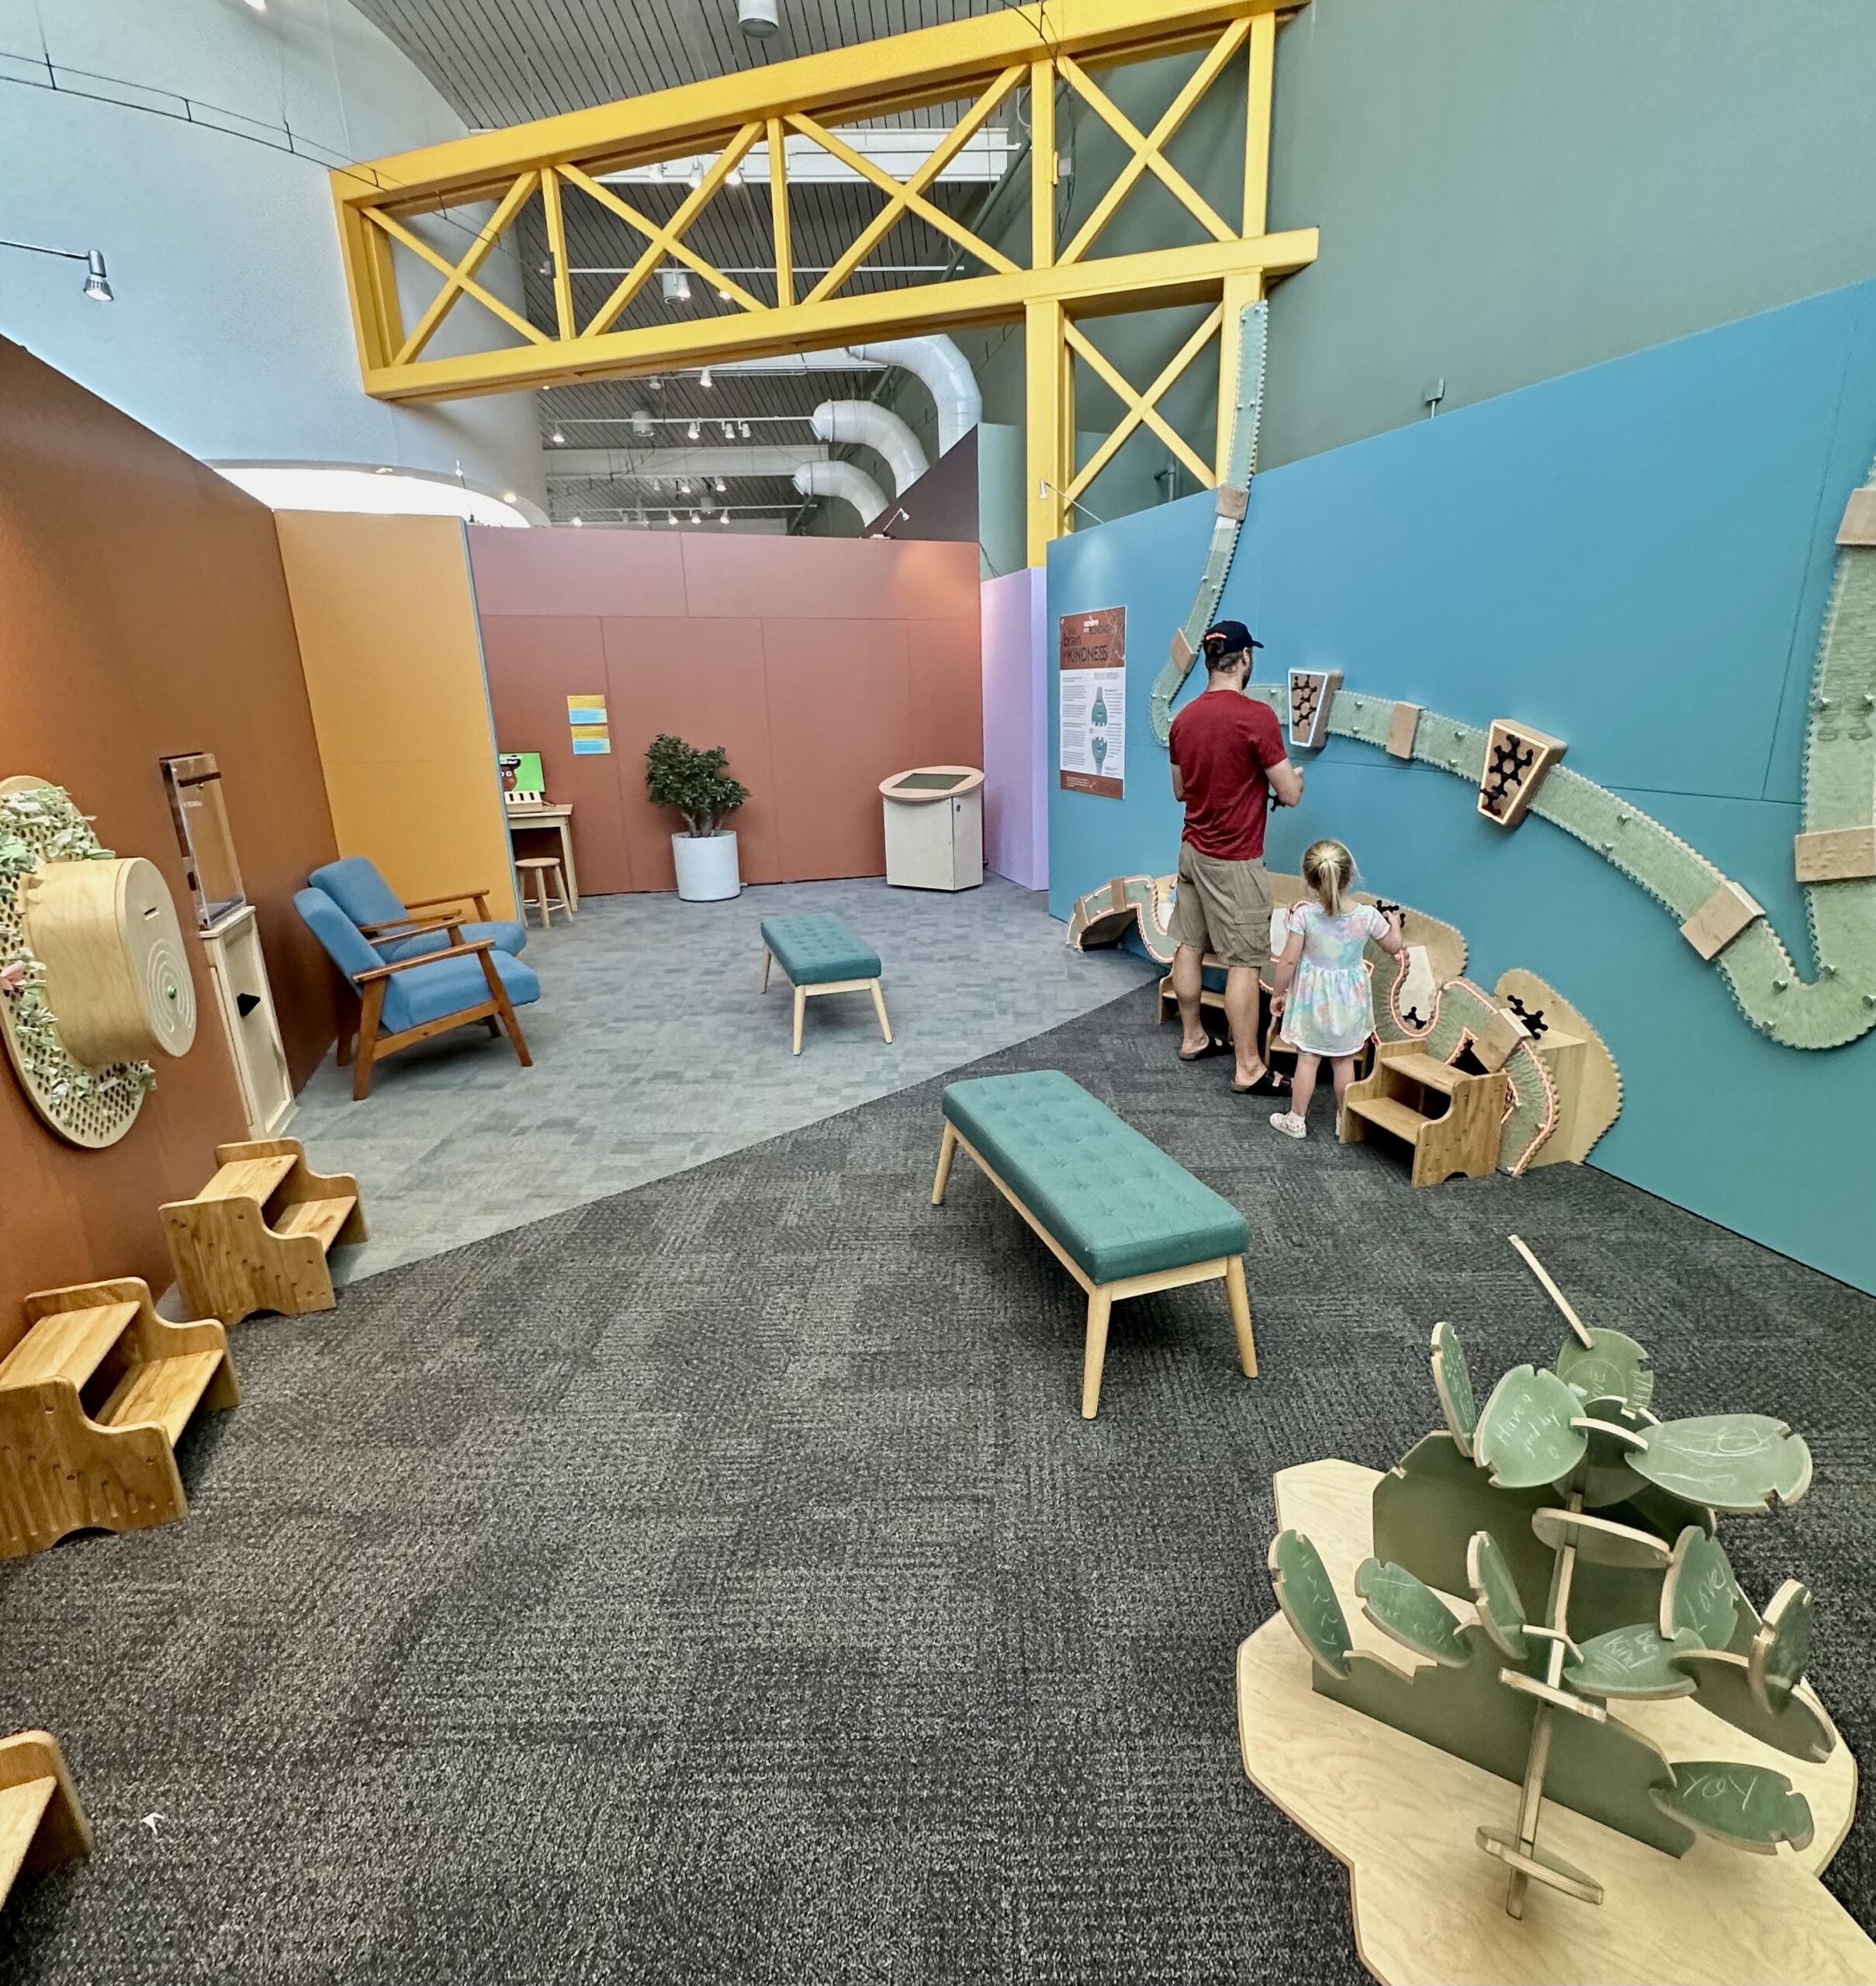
[1082,1287,1113,1420]
[1224,1255,1258,1378]
[932,1121,959,1205]
[792,985,806,1055]
[870,980,892,1044]
[760,945,772,992]
[353,983,385,1101]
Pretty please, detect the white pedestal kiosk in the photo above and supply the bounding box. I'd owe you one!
[879,766,985,891]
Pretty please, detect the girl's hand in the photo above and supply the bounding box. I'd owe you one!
[1269,990,1286,1016]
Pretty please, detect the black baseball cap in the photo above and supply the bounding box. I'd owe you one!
[1203,619,1263,658]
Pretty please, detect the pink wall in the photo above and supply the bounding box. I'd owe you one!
[469,529,982,891]
[981,567,1048,891]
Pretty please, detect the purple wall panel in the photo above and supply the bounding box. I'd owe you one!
[980,567,1047,891]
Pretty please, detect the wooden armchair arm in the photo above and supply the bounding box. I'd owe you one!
[355,936,493,983]
[400,888,493,919]
[360,912,458,936]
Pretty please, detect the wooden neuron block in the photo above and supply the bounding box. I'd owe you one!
[1287,669,1342,752]
[1473,1006,1531,1073]
[1477,719,1567,828]
[1680,881,1764,961]
[1386,703,1422,759]
[1836,488,1876,546]
[1216,483,1250,521]
[1170,628,1195,670]
[1794,825,1876,882]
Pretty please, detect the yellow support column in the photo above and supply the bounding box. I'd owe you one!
[1026,296,1068,566]
[1030,57,1056,272]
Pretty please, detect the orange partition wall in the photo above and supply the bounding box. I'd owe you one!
[277,513,519,922]
[470,531,982,890]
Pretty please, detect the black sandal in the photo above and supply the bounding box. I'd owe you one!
[1178,1036,1232,1064]
[1231,1067,1291,1097]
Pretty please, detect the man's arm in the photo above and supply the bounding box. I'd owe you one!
[1171,762,1186,803]
[1268,757,1304,808]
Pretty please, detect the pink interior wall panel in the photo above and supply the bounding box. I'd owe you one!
[601,615,781,887]
[480,614,639,895]
[761,618,912,880]
[980,567,1048,891]
[679,532,978,623]
[471,527,688,618]
[907,618,986,768]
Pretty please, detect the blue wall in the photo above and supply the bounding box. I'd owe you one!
[1048,279,1876,1294]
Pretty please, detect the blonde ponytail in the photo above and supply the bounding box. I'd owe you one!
[1303,839,1354,916]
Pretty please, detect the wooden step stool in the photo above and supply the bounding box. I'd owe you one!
[0,1278,238,1558]
[0,1732,89,1902]
[516,854,571,928]
[1339,1044,1507,1186]
[161,1137,366,1325]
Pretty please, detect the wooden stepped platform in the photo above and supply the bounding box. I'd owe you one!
[1340,1043,1507,1187]
[0,1733,88,1907]
[161,1137,366,1325]
[0,1279,238,1559]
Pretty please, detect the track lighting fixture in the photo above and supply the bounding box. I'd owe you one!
[571,515,584,527]
[722,421,734,440]
[738,0,780,37]
[719,509,730,524]
[678,480,692,495]
[551,428,566,445]
[739,421,751,439]
[700,368,713,389]
[687,164,703,191]
[659,267,691,304]
[687,420,701,441]
[0,238,114,302]
[668,510,679,525]
[714,476,727,493]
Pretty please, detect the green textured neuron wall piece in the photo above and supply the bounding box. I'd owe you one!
[1430,1320,1477,1455]
[1630,1415,1815,1512]
[1651,1761,1816,1856]
[1268,1528,1352,1680]
[1355,1558,1471,1667]
[1473,1365,1589,1490]
[1466,1530,1529,1662]
[1659,1525,1748,1651]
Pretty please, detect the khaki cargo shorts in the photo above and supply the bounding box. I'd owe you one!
[1170,844,1272,971]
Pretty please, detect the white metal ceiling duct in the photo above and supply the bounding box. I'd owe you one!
[791,459,888,528]
[810,400,929,497]
[844,337,981,455]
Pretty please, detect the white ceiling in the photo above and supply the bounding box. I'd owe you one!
[351,0,1005,525]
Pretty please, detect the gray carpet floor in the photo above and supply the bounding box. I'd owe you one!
[2,981,1872,1983]
[289,877,1156,1281]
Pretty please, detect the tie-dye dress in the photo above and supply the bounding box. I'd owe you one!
[1278,900,1392,1057]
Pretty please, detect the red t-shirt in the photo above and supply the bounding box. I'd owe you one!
[1169,689,1288,860]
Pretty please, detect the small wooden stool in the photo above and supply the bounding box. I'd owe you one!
[517,856,571,929]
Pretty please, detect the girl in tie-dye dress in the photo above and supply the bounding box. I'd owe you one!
[1268,839,1404,1140]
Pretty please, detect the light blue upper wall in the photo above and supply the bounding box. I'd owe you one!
[1047,281,1876,1294]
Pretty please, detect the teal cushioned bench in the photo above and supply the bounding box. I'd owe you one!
[759,915,891,1055]
[933,1070,1257,1417]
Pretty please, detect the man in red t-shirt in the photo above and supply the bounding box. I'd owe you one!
[1167,619,1304,1095]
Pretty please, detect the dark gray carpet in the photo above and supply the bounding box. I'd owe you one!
[2,982,1872,1983]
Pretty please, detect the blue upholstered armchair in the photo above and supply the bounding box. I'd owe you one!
[310,856,528,964]
[295,886,541,1100]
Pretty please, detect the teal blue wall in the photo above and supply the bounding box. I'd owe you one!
[1047,281,1876,1294]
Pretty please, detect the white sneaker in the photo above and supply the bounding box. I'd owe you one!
[1270,1111,1307,1140]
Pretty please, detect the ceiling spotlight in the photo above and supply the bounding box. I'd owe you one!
[649,375,663,391]
[687,420,701,441]
[668,510,679,525]
[690,510,699,524]
[687,163,703,191]
[571,515,584,527]
[738,0,780,38]
[659,266,691,304]
[700,368,714,390]
[678,480,692,495]
[551,427,566,445]
[501,490,517,502]
[721,421,734,441]
[538,253,556,278]
[83,251,112,303]
[714,476,727,493]
[739,421,751,439]
[720,509,730,524]
[631,409,652,438]
[727,164,744,189]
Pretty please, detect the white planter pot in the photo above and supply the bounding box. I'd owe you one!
[672,830,742,901]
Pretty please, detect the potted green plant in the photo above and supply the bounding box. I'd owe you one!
[645,732,749,901]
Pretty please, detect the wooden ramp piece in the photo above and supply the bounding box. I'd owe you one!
[161,1137,366,1324]
[0,1732,90,1901]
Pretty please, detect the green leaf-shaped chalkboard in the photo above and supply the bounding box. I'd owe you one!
[1674,1649,1835,1764]
[1473,1365,1588,1490]
[1749,1579,1813,1711]
[1650,1761,1815,1856]
[1631,1416,1813,1513]
[1355,1558,1470,1667]
[1466,1530,1528,1661]
[1268,1528,1352,1680]
[1430,1321,1477,1456]
[1659,1526,1745,1652]
[1563,1622,1696,1701]
[1556,1328,1655,1412]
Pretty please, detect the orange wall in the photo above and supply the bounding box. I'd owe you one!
[0,342,341,1333]
[470,529,982,889]
[277,512,519,922]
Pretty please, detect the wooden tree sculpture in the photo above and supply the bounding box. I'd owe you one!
[1267,1236,1826,1919]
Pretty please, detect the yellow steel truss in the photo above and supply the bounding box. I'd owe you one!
[329,0,1313,562]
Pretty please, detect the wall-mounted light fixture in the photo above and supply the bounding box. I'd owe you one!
[1,240,112,302]
[1037,477,1106,526]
